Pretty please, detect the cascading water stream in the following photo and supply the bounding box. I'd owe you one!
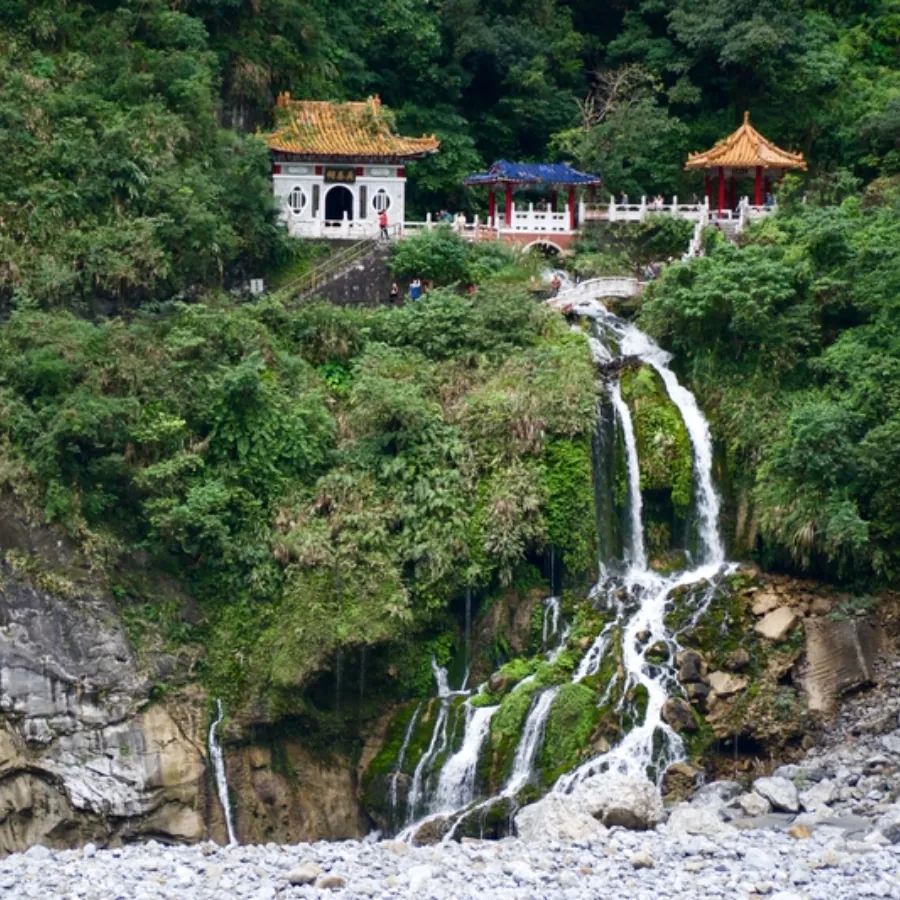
[209,699,237,846]
[609,381,647,570]
[504,687,559,795]
[390,703,422,816]
[433,702,498,813]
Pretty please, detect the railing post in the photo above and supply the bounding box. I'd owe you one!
[426,212,433,231]
[639,196,647,220]
[609,195,617,223]
[672,195,678,214]
[578,198,585,228]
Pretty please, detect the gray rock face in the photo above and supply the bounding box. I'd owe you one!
[661,697,698,732]
[514,793,607,843]
[573,773,664,830]
[707,671,748,696]
[803,617,878,713]
[0,521,209,852]
[799,779,837,812]
[693,781,743,805]
[753,776,800,813]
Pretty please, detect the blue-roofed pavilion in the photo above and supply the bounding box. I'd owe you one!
[463,160,602,230]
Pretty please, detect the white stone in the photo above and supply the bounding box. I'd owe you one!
[739,792,772,817]
[630,850,654,869]
[665,803,735,838]
[799,780,836,812]
[755,607,798,642]
[287,863,322,885]
[407,865,433,891]
[573,773,664,830]
[707,671,748,696]
[754,776,800,813]
[514,792,607,843]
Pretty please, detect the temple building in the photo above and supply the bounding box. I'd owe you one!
[463,160,601,232]
[264,94,439,239]
[685,112,806,212]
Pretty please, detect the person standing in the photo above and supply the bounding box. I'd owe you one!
[379,209,389,239]
[389,282,400,304]
[410,278,422,300]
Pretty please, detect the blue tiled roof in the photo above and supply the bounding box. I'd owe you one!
[463,160,602,186]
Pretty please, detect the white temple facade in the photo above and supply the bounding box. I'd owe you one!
[265,95,439,240]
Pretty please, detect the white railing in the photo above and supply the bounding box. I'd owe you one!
[547,276,642,307]
[585,196,710,223]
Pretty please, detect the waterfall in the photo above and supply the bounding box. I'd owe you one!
[504,687,559,794]
[542,596,561,648]
[209,699,237,846]
[405,660,452,823]
[390,703,422,817]
[395,287,731,837]
[609,381,647,570]
[433,702,498,813]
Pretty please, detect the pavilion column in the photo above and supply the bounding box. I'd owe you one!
[505,183,513,227]
[705,173,712,205]
[488,186,496,225]
[549,189,558,212]
[754,166,763,206]
[568,185,576,230]
[717,166,725,213]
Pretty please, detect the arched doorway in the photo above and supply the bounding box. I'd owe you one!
[325,185,354,223]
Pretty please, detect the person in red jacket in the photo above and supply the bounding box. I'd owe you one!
[379,209,389,239]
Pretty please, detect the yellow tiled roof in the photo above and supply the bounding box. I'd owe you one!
[264,94,440,160]
[685,112,806,171]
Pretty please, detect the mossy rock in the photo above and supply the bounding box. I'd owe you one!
[539,682,601,786]
[620,365,693,516]
[485,679,541,789]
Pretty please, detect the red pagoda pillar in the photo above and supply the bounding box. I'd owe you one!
[504,183,513,227]
[717,166,725,214]
[754,166,763,206]
[568,185,576,230]
[488,186,496,224]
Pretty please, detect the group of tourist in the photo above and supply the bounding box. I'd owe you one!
[389,278,433,304]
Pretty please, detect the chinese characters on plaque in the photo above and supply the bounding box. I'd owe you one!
[324,167,357,184]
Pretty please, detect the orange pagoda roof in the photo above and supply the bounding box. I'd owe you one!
[685,112,806,171]
[265,94,440,161]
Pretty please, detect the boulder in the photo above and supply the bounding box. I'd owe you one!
[662,763,702,801]
[738,792,771,817]
[799,780,836,812]
[630,850,654,869]
[315,874,346,890]
[707,671,748,697]
[693,781,743,805]
[808,597,833,616]
[288,864,322,886]
[661,698,698,733]
[573,773,664,831]
[724,648,751,672]
[514,792,607,843]
[753,776,800,813]
[755,607,798,643]
[684,682,710,706]
[751,591,781,616]
[665,803,734,838]
[802,617,878,713]
[677,651,705,684]
[788,824,812,840]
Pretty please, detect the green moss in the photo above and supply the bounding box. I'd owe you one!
[620,366,693,515]
[487,679,540,788]
[540,682,600,786]
[541,437,597,577]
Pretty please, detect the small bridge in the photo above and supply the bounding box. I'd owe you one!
[547,277,642,309]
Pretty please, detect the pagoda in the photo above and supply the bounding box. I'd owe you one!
[685,112,806,212]
[264,94,439,239]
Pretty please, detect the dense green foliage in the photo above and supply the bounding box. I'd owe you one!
[2,0,897,310]
[0,287,597,704]
[641,179,900,581]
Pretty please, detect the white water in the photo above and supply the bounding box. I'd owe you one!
[390,703,422,815]
[505,687,560,794]
[433,702,498,812]
[609,382,647,569]
[209,699,237,846]
[542,596,561,648]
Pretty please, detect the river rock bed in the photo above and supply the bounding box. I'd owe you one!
[4,825,899,900]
